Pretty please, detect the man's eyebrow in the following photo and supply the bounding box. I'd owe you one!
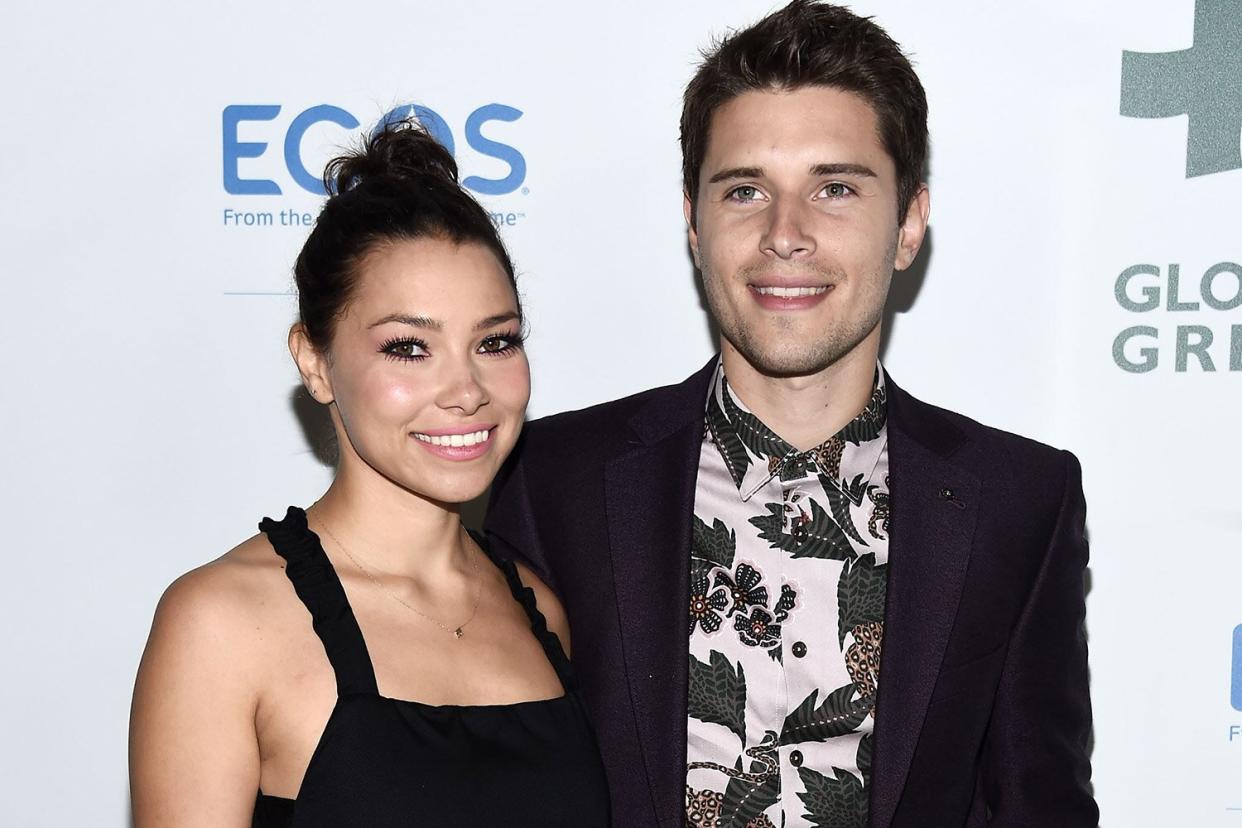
[706,163,878,185]
[707,166,764,185]
[811,162,877,178]
[367,313,442,330]
[474,311,521,332]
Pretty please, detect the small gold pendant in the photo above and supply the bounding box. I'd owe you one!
[454,628,464,639]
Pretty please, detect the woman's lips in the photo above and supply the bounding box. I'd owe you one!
[411,426,495,461]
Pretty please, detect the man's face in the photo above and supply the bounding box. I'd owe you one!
[686,86,928,377]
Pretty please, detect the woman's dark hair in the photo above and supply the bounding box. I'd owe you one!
[681,0,928,223]
[294,118,518,352]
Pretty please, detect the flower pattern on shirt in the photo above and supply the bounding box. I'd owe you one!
[715,563,769,617]
[687,363,890,828]
[735,606,782,648]
[690,572,731,636]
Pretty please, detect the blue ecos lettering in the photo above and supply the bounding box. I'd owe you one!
[222,103,526,197]
[1233,625,1242,712]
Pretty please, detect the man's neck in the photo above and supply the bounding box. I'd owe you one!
[721,328,881,452]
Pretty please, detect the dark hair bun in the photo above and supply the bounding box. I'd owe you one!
[324,119,459,196]
[295,114,518,352]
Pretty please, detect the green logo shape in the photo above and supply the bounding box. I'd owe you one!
[1120,0,1242,177]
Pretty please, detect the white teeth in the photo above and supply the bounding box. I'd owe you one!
[755,285,828,297]
[414,429,491,447]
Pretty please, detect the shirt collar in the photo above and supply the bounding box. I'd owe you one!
[704,360,889,501]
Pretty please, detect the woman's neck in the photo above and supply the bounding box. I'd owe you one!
[307,461,467,579]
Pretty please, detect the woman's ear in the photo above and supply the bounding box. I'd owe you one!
[289,323,334,404]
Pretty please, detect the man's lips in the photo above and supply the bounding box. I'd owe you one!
[748,283,833,309]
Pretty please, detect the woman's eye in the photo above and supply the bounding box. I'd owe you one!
[729,185,760,203]
[479,335,520,354]
[381,339,428,360]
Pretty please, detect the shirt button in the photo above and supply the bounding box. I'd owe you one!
[792,524,809,542]
[791,641,807,658]
[790,750,804,767]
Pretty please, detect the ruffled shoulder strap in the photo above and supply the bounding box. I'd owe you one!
[259,507,378,697]
[471,530,576,690]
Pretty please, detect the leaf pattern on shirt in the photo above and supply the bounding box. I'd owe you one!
[822,477,868,547]
[836,472,870,508]
[722,759,781,828]
[722,734,781,828]
[797,766,867,828]
[857,735,873,787]
[707,389,753,486]
[836,554,886,648]
[693,516,738,570]
[839,378,887,446]
[721,378,793,459]
[779,685,871,746]
[688,650,748,743]
[749,499,854,561]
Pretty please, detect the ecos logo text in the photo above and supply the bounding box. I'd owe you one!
[222,102,526,197]
[1120,0,1242,177]
[1233,625,1242,712]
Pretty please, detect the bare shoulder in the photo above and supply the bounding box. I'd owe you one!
[142,533,292,674]
[130,533,289,825]
[512,560,572,657]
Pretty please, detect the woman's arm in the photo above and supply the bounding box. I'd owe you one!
[129,565,262,827]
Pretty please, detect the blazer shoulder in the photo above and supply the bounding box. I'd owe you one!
[894,384,1077,491]
[926,401,1082,534]
[522,371,704,446]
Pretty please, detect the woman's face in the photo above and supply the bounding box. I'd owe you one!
[317,236,530,505]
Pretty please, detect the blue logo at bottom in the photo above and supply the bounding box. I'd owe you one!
[1233,626,1242,711]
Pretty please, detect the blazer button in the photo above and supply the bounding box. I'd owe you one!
[791,641,807,658]
[790,750,804,767]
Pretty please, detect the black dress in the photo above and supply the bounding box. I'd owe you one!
[251,507,610,827]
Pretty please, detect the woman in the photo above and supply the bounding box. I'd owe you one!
[129,120,610,826]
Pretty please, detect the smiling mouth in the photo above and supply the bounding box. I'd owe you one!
[752,286,829,297]
[412,429,492,447]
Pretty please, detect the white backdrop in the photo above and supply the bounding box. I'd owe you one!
[3,1,1240,824]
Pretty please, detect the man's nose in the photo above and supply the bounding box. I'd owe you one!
[759,197,816,260]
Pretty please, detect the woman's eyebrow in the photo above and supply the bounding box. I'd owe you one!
[367,313,441,330]
[474,312,520,332]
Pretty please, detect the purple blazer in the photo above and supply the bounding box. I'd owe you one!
[485,358,1098,827]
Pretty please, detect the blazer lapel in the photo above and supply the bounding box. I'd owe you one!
[603,358,716,823]
[869,378,981,828]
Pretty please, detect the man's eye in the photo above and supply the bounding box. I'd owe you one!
[822,182,853,198]
[729,185,760,202]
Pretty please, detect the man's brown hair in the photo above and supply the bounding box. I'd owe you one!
[681,0,928,223]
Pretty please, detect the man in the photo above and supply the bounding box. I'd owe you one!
[486,2,1098,825]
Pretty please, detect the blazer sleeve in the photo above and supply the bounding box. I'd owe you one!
[983,450,1099,826]
[484,446,559,595]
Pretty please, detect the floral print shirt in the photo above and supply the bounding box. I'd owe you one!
[686,362,890,828]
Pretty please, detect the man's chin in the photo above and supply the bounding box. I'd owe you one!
[731,343,846,378]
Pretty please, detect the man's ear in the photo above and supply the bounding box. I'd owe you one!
[289,323,334,404]
[684,192,701,269]
[894,185,930,271]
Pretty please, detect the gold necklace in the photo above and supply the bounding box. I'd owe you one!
[317,522,482,640]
